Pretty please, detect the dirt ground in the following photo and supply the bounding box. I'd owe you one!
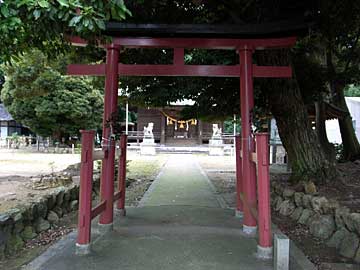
[0,151,168,269]
[0,150,168,213]
[0,149,81,177]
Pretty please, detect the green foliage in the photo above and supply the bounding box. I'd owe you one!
[223,117,241,134]
[1,50,103,139]
[344,85,360,97]
[0,0,131,62]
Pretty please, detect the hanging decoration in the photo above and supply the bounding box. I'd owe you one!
[161,111,197,131]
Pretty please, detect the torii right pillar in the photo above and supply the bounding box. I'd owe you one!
[239,46,258,235]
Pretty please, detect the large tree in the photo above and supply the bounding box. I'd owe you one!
[120,0,339,182]
[1,50,103,141]
[319,0,360,160]
[0,0,131,61]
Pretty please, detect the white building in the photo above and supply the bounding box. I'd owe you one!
[326,97,360,144]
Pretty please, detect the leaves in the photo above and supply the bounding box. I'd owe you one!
[56,0,69,8]
[0,0,132,62]
[1,50,104,138]
[68,15,82,26]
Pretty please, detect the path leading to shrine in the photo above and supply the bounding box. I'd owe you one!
[139,154,221,208]
[25,154,273,270]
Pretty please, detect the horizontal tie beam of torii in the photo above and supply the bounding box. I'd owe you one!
[67,36,295,78]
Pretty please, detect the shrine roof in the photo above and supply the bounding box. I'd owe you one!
[104,19,313,39]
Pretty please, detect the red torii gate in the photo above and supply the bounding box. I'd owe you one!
[68,31,295,258]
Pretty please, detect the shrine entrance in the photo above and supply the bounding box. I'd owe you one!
[67,23,296,259]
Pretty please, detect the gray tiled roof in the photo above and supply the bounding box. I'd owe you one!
[0,104,13,121]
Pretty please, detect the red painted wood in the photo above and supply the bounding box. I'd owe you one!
[113,37,296,49]
[99,44,120,226]
[256,133,272,248]
[77,130,95,246]
[253,65,292,78]
[239,48,257,229]
[113,191,122,202]
[173,48,185,65]
[67,64,105,76]
[91,200,107,219]
[117,135,127,214]
[235,135,243,213]
[67,63,292,78]
[118,64,240,77]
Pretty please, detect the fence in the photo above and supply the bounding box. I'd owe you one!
[235,133,272,258]
[0,135,77,153]
[76,131,127,254]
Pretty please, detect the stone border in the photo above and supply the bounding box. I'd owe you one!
[271,181,360,264]
[0,173,100,260]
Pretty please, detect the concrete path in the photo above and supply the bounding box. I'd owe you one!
[25,154,273,270]
[139,154,220,207]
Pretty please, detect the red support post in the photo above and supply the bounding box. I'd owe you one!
[255,133,272,258]
[99,44,120,228]
[117,134,128,215]
[76,130,95,255]
[235,135,243,217]
[239,46,257,234]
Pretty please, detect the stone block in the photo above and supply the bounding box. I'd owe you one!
[309,215,335,240]
[47,211,59,225]
[304,181,317,194]
[290,207,303,221]
[70,200,79,211]
[349,213,360,236]
[36,200,48,218]
[34,217,50,233]
[298,209,315,225]
[283,188,295,198]
[275,196,284,211]
[279,200,296,216]
[302,195,313,209]
[339,232,359,259]
[327,228,349,249]
[294,192,304,207]
[21,226,37,240]
[311,196,328,213]
[56,189,65,206]
[274,233,289,270]
[335,207,350,229]
[53,206,63,218]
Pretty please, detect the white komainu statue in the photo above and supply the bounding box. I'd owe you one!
[143,122,154,138]
[212,124,222,138]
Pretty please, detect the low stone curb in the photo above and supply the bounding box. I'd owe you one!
[0,172,100,260]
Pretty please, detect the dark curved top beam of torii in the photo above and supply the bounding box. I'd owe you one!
[67,22,298,78]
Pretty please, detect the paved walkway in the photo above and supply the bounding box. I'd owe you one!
[25,154,273,270]
[139,154,220,207]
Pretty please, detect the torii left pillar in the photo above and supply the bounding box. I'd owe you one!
[99,44,120,231]
[239,46,257,235]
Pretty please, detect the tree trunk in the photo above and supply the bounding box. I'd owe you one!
[326,48,360,160]
[256,50,337,183]
[333,83,360,160]
[315,101,336,162]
